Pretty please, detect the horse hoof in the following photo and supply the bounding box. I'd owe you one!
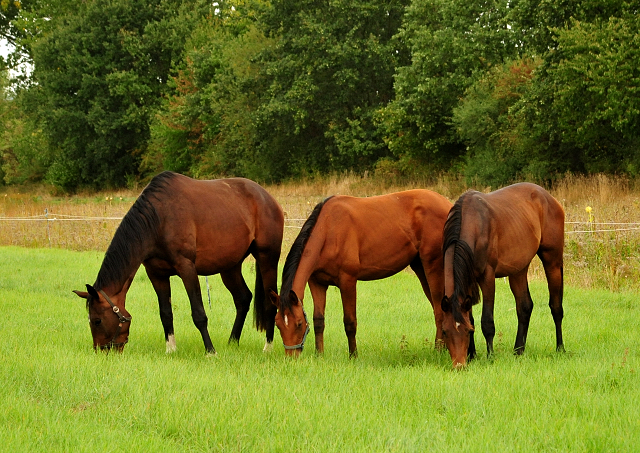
[263,341,274,353]
[165,334,177,354]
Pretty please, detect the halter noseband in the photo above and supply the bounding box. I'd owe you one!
[283,307,310,352]
[98,289,132,349]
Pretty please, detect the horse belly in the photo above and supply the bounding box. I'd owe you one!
[355,242,416,281]
[194,242,251,274]
[494,245,538,277]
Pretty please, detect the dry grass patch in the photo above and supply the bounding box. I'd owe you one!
[2,173,640,291]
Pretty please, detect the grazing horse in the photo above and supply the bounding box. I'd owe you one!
[73,171,284,353]
[269,190,453,357]
[441,182,565,367]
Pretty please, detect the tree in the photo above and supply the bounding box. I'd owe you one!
[380,0,523,170]
[255,0,410,180]
[146,1,273,180]
[21,0,205,190]
[452,58,545,187]
[525,15,640,175]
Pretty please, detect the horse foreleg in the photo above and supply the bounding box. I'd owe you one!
[339,278,358,358]
[479,274,496,358]
[221,264,253,345]
[468,309,477,361]
[309,279,328,354]
[175,260,215,354]
[509,267,533,355]
[146,268,175,353]
[540,250,565,352]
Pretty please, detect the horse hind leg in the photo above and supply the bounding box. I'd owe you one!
[410,257,444,350]
[509,267,534,355]
[221,263,253,345]
[539,249,565,352]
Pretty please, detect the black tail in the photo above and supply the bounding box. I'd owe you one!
[253,260,268,331]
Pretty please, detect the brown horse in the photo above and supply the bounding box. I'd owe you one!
[269,190,453,357]
[441,182,565,367]
[73,171,284,353]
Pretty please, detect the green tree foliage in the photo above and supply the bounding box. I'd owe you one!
[452,58,545,187]
[529,16,640,175]
[0,70,49,184]
[256,0,410,179]
[454,7,640,186]
[21,0,205,190]
[1,0,640,189]
[146,1,273,180]
[387,0,640,185]
[382,0,520,169]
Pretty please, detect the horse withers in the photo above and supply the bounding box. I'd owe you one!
[270,190,452,357]
[73,171,284,353]
[441,182,565,367]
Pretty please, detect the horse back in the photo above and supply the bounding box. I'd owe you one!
[302,190,451,282]
[148,173,283,272]
[472,183,564,275]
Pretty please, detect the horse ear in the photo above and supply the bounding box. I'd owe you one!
[269,290,280,308]
[85,284,100,300]
[73,290,89,299]
[441,296,451,313]
[289,290,301,306]
[462,295,473,311]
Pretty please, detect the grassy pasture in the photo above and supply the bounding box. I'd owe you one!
[1,246,639,452]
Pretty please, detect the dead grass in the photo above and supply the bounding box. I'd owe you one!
[2,173,639,291]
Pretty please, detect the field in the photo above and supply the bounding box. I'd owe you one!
[1,174,640,451]
[1,247,639,452]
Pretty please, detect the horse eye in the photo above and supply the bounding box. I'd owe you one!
[92,318,102,326]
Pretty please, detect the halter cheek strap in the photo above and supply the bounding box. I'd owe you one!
[283,307,310,351]
[98,289,132,348]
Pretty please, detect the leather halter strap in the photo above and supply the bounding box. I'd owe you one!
[283,307,310,351]
[99,289,131,348]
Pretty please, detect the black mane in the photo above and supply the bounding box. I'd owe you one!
[94,171,177,290]
[279,196,334,311]
[443,192,481,323]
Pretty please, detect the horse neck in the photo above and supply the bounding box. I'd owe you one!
[291,233,326,300]
[94,231,153,297]
[99,274,136,301]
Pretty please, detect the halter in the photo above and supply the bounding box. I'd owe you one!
[283,307,310,351]
[98,289,132,349]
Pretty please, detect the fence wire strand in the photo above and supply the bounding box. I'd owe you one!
[2,213,640,233]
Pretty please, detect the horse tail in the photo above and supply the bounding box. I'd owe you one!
[253,259,268,331]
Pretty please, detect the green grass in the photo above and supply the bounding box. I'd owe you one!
[1,246,638,452]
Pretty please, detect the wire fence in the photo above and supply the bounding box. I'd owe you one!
[3,211,640,233]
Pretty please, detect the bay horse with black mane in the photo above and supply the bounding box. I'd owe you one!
[73,171,284,354]
[269,190,452,357]
[441,182,565,367]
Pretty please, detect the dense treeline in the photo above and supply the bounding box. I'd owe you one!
[0,0,638,191]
